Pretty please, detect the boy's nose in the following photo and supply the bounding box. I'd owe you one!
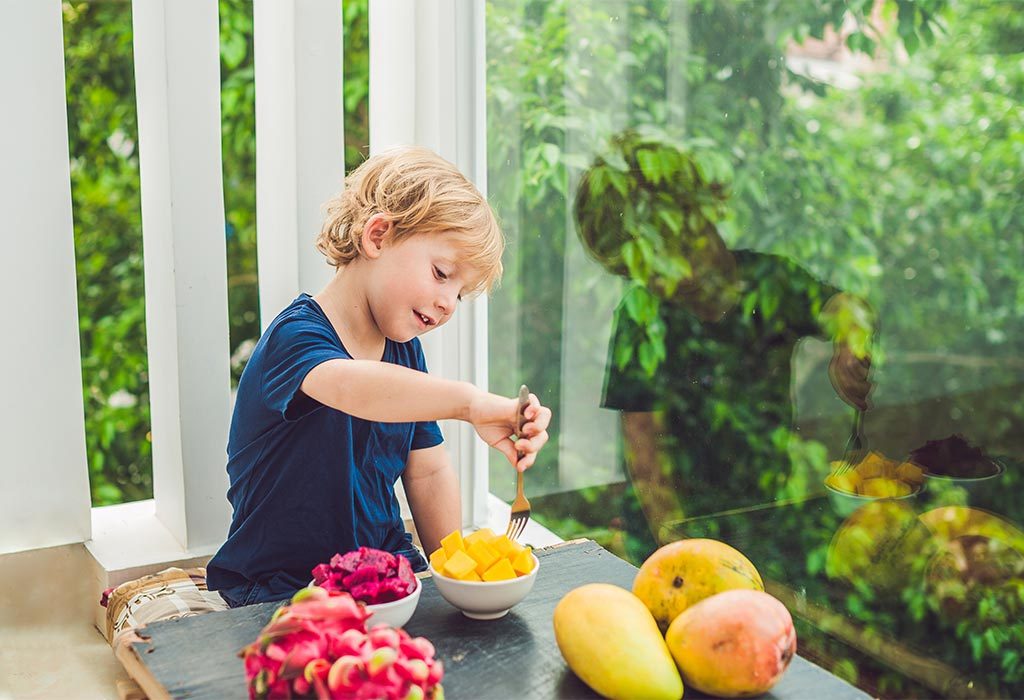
[435,289,458,317]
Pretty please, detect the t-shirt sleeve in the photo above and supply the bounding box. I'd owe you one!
[407,339,445,450]
[262,314,351,421]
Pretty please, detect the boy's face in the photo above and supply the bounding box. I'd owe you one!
[366,233,470,342]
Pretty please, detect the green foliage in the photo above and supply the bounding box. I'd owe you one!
[66,0,371,505]
[490,0,1023,696]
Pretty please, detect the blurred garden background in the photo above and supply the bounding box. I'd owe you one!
[65,0,1022,697]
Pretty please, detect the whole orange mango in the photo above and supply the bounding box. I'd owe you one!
[632,538,763,631]
[666,589,796,697]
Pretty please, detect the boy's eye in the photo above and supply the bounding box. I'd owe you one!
[433,266,447,281]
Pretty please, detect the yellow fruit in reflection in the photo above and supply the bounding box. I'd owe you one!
[632,538,763,632]
[554,584,684,700]
[826,501,934,593]
[895,461,925,485]
[858,477,911,498]
[825,469,862,494]
[854,451,888,479]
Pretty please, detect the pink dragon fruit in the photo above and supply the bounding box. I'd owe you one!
[311,547,418,605]
[240,587,444,700]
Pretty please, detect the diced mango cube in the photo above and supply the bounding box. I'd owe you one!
[482,558,517,582]
[467,540,501,576]
[440,530,465,557]
[429,548,448,572]
[459,570,483,582]
[490,535,515,557]
[464,528,496,548]
[442,549,478,580]
[511,547,534,575]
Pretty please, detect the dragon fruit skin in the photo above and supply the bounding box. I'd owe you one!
[240,587,444,700]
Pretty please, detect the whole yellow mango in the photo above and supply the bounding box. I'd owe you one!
[553,584,683,700]
[666,589,796,697]
[632,538,763,631]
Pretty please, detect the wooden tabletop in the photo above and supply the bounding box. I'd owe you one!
[126,539,869,699]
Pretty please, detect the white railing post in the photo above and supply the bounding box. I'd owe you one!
[131,0,232,551]
[253,0,342,329]
[0,0,92,555]
[369,0,491,527]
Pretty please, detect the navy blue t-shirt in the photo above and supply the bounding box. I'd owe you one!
[207,294,444,606]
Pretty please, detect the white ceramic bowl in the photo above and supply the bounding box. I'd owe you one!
[364,576,421,628]
[428,554,539,620]
[307,576,421,629]
[824,480,923,518]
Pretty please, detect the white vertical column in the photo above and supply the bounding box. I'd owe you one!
[0,0,92,555]
[369,0,491,526]
[253,0,342,330]
[132,0,232,551]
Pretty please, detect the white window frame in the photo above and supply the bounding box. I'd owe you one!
[369,0,491,528]
[3,0,554,572]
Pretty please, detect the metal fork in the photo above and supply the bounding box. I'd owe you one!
[833,408,867,476]
[506,384,532,541]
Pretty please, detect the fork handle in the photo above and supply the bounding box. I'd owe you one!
[853,408,864,433]
[514,469,525,498]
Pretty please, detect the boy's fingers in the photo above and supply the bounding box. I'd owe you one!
[515,430,549,454]
[516,452,536,472]
[492,436,518,466]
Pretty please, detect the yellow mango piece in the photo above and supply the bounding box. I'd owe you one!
[854,451,887,479]
[464,528,496,548]
[440,530,465,557]
[490,534,515,557]
[895,461,925,485]
[467,540,501,576]
[826,469,861,494]
[459,570,483,582]
[512,547,534,575]
[442,549,478,580]
[859,478,911,498]
[482,558,517,582]
[429,548,448,572]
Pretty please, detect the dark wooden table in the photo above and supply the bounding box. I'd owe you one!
[127,539,868,699]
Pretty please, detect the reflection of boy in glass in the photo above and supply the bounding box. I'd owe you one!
[575,132,873,559]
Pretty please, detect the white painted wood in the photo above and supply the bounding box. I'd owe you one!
[131,0,232,551]
[253,0,342,330]
[0,0,92,555]
[370,0,492,527]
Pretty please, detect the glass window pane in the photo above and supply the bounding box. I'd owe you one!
[487,1,1024,697]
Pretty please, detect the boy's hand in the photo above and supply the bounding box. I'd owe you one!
[829,342,872,411]
[469,390,551,472]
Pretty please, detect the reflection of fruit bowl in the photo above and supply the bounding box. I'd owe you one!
[921,458,1005,495]
[824,451,925,517]
[429,554,539,620]
[825,480,923,517]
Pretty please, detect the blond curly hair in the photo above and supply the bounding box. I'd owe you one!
[317,145,504,296]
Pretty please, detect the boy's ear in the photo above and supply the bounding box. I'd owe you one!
[361,214,391,258]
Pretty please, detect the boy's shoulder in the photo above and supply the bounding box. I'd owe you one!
[260,294,338,348]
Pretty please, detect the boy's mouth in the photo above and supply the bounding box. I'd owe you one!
[415,310,436,327]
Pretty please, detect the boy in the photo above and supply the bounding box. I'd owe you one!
[207,146,551,607]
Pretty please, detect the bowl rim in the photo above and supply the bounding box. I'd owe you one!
[823,479,924,501]
[920,457,1006,483]
[306,572,421,610]
[427,552,540,586]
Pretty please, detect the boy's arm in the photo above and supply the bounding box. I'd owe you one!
[302,358,551,470]
[303,358,480,422]
[820,292,876,411]
[402,444,461,557]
